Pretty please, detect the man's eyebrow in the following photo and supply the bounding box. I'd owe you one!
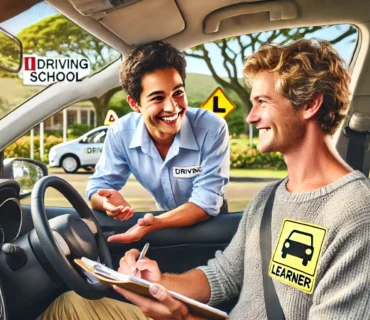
[146,90,165,98]
[173,84,185,90]
[250,94,271,103]
[146,84,185,99]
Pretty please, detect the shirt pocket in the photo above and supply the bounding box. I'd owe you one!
[176,177,196,203]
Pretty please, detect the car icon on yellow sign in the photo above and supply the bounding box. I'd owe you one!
[282,230,314,266]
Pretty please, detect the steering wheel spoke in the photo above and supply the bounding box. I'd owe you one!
[53,230,71,256]
[82,218,98,235]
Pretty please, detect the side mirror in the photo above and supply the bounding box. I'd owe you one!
[3,158,48,199]
[0,27,23,73]
[80,136,88,144]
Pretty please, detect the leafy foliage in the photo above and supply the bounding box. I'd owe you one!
[18,14,119,71]
[68,123,93,138]
[0,32,21,71]
[16,14,122,125]
[230,139,286,170]
[0,96,10,119]
[5,135,63,163]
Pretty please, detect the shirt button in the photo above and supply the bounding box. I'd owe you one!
[164,182,168,185]
[168,197,173,201]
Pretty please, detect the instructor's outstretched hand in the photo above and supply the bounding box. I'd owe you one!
[108,213,156,243]
[98,189,134,221]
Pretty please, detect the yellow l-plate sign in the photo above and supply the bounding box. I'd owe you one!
[269,219,327,294]
[200,87,236,119]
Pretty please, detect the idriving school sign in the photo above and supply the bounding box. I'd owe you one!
[23,55,90,86]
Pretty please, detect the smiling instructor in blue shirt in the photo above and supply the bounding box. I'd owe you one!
[86,41,230,244]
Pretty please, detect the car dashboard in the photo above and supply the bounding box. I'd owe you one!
[0,179,23,320]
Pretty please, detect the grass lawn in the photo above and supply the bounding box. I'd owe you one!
[230,168,288,178]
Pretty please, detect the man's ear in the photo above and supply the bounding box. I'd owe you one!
[302,93,324,120]
[127,95,140,113]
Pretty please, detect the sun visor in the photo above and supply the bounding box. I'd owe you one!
[74,0,185,45]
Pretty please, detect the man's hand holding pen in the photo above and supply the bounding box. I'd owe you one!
[115,245,197,320]
[117,245,161,283]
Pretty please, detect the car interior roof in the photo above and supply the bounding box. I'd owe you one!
[44,0,370,53]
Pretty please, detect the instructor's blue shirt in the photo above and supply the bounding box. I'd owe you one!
[86,107,230,216]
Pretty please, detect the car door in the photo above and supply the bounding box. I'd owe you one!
[18,205,241,312]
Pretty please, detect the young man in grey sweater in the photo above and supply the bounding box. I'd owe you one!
[39,39,370,320]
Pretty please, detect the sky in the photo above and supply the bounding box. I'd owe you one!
[0,2,358,78]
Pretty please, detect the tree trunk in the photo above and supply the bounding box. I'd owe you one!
[89,87,122,126]
[93,101,106,126]
[234,88,252,134]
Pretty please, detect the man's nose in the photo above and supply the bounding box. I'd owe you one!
[163,98,177,113]
[246,106,260,124]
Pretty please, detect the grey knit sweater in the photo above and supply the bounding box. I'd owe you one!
[199,171,370,319]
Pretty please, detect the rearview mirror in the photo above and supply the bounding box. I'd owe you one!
[3,158,48,199]
[0,27,22,73]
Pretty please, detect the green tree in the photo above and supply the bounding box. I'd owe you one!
[0,96,10,119]
[18,14,121,125]
[0,32,21,72]
[184,25,357,133]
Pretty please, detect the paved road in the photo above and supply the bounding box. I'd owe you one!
[21,168,270,213]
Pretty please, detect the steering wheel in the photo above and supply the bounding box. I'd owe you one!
[31,176,112,300]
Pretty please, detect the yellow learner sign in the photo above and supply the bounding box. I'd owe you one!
[104,110,118,125]
[269,219,327,294]
[200,87,236,119]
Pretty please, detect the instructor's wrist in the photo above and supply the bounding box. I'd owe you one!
[151,215,164,233]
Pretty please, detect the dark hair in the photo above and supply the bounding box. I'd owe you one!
[244,38,351,135]
[119,41,187,104]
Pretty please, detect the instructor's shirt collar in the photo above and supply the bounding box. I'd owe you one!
[129,114,199,153]
[177,115,199,151]
[129,117,150,153]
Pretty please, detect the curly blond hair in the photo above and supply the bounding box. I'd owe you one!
[243,38,351,135]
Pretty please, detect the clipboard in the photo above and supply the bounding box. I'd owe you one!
[75,258,229,320]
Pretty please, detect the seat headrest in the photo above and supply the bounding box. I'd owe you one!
[349,112,370,133]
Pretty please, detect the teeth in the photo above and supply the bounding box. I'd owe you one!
[260,128,270,134]
[161,112,180,121]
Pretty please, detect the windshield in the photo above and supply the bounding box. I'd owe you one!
[1,11,360,209]
[0,2,120,120]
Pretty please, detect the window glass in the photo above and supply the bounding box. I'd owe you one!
[184,24,358,212]
[7,24,358,211]
[87,130,107,144]
[0,2,120,120]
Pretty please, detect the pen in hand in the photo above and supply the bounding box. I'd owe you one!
[132,242,150,276]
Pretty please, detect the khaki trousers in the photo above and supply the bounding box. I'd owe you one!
[38,291,150,320]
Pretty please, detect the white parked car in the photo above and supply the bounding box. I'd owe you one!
[48,126,108,173]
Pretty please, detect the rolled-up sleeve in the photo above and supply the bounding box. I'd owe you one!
[86,126,131,199]
[188,120,230,216]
